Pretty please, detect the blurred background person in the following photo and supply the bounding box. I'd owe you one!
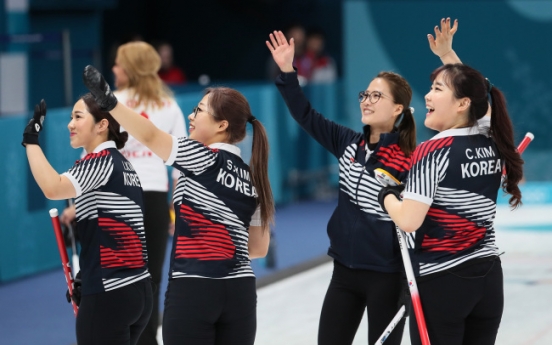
[297,28,337,84]
[266,23,307,83]
[113,41,188,345]
[156,41,187,86]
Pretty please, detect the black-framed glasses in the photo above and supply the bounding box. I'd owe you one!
[358,90,395,104]
[192,106,212,118]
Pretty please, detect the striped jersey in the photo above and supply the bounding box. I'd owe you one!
[403,122,501,277]
[275,71,410,273]
[165,138,258,279]
[63,141,150,295]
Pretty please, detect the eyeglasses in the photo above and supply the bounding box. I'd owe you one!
[358,90,395,104]
[192,106,212,119]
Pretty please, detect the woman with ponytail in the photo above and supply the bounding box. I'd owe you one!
[379,54,522,345]
[23,94,153,345]
[82,64,274,345]
[266,30,416,345]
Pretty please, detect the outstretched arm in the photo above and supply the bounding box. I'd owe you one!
[428,17,462,65]
[23,100,76,200]
[82,66,173,162]
[266,30,295,73]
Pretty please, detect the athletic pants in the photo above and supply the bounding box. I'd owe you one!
[162,277,257,345]
[137,191,170,345]
[410,258,503,345]
[318,260,405,345]
[76,278,153,345]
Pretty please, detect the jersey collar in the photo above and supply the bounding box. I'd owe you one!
[92,141,117,153]
[209,142,241,158]
[430,116,491,140]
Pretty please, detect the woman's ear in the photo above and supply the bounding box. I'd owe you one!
[393,104,404,117]
[97,118,109,134]
[458,97,471,112]
[217,120,229,132]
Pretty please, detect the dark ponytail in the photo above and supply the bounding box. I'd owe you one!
[488,87,523,208]
[376,72,416,156]
[81,93,128,149]
[249,119,275,228]
[396,106,416,157]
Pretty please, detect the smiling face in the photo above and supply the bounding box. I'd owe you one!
[68,100,108,152]
[424,70,470,132]
[187,94,228,146]
[359,78,403,131]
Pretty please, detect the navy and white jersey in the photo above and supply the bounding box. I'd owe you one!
[63,141,150,295]
[165,138,258,279]
[276,71,411,273]
[403,123,502,277]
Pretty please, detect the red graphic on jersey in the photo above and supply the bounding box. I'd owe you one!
[410,137,454,167]
[139,111,149,119]
[376,144,411,172]
[175,204,235,260]
[81,149,109,161]
[421,208,487,253]
[98,217,146,269]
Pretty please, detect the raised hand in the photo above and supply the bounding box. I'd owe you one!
[82,65,118,111]
[428,17,458,59]
[22,99,47,147]
[266,30,295,73]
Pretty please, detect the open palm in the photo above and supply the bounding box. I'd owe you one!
[266,30,295,73]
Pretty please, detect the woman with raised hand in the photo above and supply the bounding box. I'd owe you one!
[379,63,523,344]
[82,65,274,345]
[267,30,416,345]
[23,96,152,345]
[61,42,187,345]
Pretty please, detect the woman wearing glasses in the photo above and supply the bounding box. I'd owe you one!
[82,64,274,345]
[266,30,416,344]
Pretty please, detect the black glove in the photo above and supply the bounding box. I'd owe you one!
[377,184,405,212]
[22,99,46,147]
[66,271,82,306]
[82,65,118,111]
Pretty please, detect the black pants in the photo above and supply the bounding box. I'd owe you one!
[137,191,170,345]
[410,258,504,345]
[162,277,257,345]
[76,278,153,345]
[318,261,405,345]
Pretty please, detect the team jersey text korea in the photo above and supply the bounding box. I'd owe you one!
[165,138,258,279]
[403,122,502,277]
[62,141,150,295]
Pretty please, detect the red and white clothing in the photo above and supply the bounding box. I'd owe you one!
[403,122,502,277]
[63,141,150,295]
[165,138,261,279]
[115,89,187,192]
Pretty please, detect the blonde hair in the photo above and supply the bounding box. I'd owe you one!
[115,41,173,108]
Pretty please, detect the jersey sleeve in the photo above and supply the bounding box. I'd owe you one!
[403,138,452,205]
[62,151,114,197]
[165,136,218,175]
